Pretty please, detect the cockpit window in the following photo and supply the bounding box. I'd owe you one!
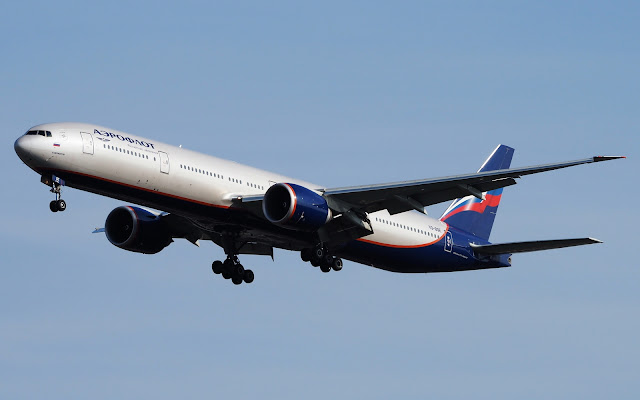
[25,130,52,137]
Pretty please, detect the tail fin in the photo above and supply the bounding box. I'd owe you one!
[440,145,515,240]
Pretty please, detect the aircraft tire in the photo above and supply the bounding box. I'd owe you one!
[49,201,58,212]
[313,246,325,261]
[301,248,312,262]
[320,264,331,273]
[324,254,333,266]
[232,276,243,285]
[212,260,223,274]
[57,199,66,212]
[243,269,254,284]
[234,263,245,277]
[332,258,343,271]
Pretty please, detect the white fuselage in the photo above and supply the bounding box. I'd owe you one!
[15,122,452,270]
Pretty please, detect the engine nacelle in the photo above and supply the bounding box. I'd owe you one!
[104,206,172,254]
[262,183,332,231]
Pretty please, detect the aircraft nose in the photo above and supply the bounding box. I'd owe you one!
[14,135,32,161]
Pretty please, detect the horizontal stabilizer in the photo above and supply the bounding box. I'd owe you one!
[470,238,602,255]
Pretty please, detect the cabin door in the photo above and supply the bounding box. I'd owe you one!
[159,151,170,174]
[80,132,94,155]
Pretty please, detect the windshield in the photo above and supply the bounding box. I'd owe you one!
[25,130,52,137]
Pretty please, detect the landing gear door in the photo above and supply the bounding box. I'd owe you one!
[444,231,453,253]
[159,151,170,174]
[80,132,94,155]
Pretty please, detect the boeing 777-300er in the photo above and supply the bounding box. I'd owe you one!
[14,123,624,285]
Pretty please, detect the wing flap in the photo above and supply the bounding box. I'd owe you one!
[470,238,603,255]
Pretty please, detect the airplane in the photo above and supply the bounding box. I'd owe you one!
[14,122,624,285]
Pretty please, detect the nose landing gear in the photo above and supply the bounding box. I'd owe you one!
[44,175,67,212]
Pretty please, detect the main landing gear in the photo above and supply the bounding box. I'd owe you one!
[211,256,255,285]
[301,244,343,273]
[211,233,255,285]
[48,179,66,212]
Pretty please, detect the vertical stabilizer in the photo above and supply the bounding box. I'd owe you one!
[439,145,515,240]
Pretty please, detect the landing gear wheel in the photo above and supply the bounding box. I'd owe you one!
[211,260,223,274]
[332,258,343,271]
[56,199,66,212]
[314,246,325,260]
[324,254,334,266]
[301,248,312,262]
[243,269,255,284]
[49,201,58,212]
[320,264,331,273]
[232,276,243,285]
[233,263,245,277]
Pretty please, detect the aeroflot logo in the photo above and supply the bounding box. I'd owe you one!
[93,129,155,149]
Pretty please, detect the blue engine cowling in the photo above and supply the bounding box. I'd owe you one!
[262,183,332,231]
[104,206,172,254]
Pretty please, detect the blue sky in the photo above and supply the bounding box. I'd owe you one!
[1,1,638,399]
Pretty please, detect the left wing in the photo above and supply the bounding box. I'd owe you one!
[471,238,602,255]
[236,154,623,245]
[321,156,624,215]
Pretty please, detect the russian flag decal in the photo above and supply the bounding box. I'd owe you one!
[53,143,60,147]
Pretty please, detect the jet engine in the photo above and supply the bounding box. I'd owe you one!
[262,183,332,231]
[104,206,172,254]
